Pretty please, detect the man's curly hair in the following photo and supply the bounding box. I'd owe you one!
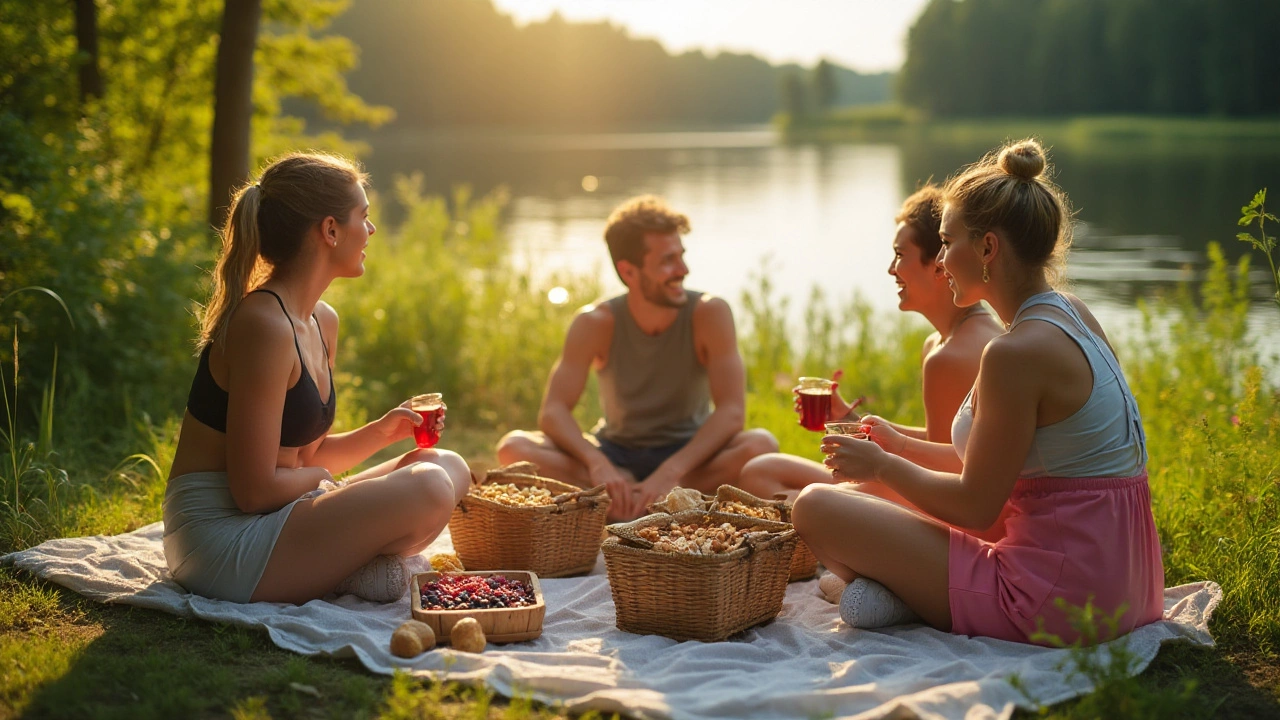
[603,195,691,281]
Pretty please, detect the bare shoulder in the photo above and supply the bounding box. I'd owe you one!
[562,301,615,359]
[225,293,297,363]
[691,293,734,327]
[921,331,942,360]
[314,300,339,338]
[940,313,1002,361]
[571,301,614,336]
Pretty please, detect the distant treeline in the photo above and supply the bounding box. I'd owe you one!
[899,0,1280,117]
[330,0,890,128]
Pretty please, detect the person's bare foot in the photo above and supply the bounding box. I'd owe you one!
[817,572,847,604]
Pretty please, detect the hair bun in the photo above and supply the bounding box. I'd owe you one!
[999,140,1046,180]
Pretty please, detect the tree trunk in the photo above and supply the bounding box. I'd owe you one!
[208,0,263,230]
[73,0,103,105]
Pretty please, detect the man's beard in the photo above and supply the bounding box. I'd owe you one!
[640,273,688,308]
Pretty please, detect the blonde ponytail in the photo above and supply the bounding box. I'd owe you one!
[200,183,267,350]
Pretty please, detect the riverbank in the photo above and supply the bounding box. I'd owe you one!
[777,107,1280,146]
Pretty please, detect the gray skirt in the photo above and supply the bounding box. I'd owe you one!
[162,471,306,603]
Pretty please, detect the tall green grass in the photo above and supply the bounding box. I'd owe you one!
[1127,245,1280,655]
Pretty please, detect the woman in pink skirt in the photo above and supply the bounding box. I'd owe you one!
[792,138,1164,645]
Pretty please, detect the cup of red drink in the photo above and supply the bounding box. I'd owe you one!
[797,377,835,431]
[410,393,446,449]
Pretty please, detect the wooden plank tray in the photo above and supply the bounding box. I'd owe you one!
[410,571,546,644]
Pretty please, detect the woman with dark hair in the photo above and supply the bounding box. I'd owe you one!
[163,152,470,605]
[795,140,1163,645]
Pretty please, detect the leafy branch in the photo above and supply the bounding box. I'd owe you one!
[1237,188,1280,310]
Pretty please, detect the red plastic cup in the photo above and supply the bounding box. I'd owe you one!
[797,377,834,432]
[410,393,445,449]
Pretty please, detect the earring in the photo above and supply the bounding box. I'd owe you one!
[982,263,990,283]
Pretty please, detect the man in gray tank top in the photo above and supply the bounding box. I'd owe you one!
[496,196,778,521]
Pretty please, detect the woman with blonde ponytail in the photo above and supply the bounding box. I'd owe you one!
[794,139,1164,645]
[163,152,471,605]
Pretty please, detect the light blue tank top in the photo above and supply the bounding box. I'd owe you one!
[952,291,1147,478]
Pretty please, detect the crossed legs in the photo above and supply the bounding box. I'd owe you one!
[250,448,471,604]
[494,429,778,493]
[791,482,953,630]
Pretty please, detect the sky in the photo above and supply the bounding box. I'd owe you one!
[489,0,933,73]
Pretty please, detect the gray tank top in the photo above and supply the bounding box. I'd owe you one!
[595,292,711,448]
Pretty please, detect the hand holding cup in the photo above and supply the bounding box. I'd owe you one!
[409,393,447,449]
[820,429,886,482]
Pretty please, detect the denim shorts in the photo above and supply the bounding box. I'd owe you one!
[594,434,690,482]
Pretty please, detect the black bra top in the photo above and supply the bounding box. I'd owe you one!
[186,289,336,447]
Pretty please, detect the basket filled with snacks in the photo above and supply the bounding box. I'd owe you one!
[409,570,545,645]
[601,509,797,642]
[710,485,818,582]
[448,462,610,577]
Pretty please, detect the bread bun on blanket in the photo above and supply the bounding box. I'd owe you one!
[450,617,487,653]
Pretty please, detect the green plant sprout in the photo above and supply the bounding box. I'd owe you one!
[1236,188,1280,310]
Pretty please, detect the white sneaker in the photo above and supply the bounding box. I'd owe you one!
[817,572,847,604]
[839,577,921,628]
[333,555,409,603]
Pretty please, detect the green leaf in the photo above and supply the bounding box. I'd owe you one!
[1236,232,1255,244]
[1239,212,1256,226]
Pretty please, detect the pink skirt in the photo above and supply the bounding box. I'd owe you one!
[949,473,1164,646]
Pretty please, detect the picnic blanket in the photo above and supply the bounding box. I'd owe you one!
[2,522,1220,720]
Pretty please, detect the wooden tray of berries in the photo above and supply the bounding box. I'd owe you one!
[411,571,546,644]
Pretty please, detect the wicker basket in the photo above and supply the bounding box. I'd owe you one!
[602,510,797,642]
[711,485,818,582]
[448,464,610,578]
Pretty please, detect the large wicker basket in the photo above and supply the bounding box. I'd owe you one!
[712,485,819,582]
[449,463,610,578]
[649,486,818,582]
[602,510,797,642]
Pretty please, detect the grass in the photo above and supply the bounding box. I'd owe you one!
[2,202,1279,717]
[0,567,578,720]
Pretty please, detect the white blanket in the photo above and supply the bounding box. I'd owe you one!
[2,522,1219,720]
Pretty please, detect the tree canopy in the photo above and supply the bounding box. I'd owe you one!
[329,0,890,129]
[898,0,1280,117]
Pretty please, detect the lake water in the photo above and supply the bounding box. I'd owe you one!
[360,125,1280,356]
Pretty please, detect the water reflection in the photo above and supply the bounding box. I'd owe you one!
[359,126,1279,351]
